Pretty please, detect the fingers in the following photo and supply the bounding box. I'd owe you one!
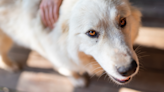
[40,0,53,28]
[45,5,53,28]
[54,0,62,23]
[54,5,59,22]
[48,3,55,28]
[53,5,57,23]
[40,0,63,29]
[40,6,48,27]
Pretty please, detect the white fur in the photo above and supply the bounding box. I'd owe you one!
[0,0,141,85]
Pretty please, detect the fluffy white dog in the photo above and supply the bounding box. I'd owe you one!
[0,0,141,87]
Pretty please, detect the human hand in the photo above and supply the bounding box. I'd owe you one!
[40,0,63,29]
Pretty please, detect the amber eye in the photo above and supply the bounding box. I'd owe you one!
[86,30,98,38]
[119,18,126,28]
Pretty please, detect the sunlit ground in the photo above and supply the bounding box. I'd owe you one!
[119,87,141,92]
[135,27,164,50]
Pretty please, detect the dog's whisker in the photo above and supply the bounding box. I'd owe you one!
[138,55,149,58]
[134,45,142,52]
[107,76,111,83]
[135,46,142,52]
[136,52,146,56]
[136,49,146,53]
[90,70,104,79]
[91,63,100,66]
[137,52,147,55]
[84,62,100,70]
[136,51,149,60]
[137,54,149,60]
[139,63,145,69]
[84,62,97,67]
[97,72,106,81]
[104,74,108,80]
[90,67,103,73]
[135,49,144,54]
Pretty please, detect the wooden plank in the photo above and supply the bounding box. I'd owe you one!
[135,27,164,50]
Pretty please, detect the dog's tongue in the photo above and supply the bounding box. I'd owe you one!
[119,77,131,81]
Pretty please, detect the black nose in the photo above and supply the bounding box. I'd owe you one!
[117,60,138,77]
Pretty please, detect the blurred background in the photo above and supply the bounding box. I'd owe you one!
[0,0,164,92]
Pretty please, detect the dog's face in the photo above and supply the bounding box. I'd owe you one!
[68,0,141,85]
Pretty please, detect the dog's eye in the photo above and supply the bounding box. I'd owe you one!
[86,30,98,38]
[119,18,126,28]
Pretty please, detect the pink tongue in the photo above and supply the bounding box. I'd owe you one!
[120,77,130,81]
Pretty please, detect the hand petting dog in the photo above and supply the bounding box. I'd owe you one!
[40,0,63,29]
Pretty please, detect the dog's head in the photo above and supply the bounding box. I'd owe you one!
[67,0,141,85]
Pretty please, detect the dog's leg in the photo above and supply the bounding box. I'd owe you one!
[57,68,87,87]
[0,31,19,72]
[68,72,87,87]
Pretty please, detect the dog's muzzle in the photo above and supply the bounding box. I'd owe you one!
[117,59,138,77]
[110,59,138,84]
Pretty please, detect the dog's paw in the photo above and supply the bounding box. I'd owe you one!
[8,63,20,72]
[0,59,20,72]
[69,76,87,87]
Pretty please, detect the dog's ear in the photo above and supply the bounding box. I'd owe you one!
[130,6,142,44]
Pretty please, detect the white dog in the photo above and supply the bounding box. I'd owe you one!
[0,0,141,87]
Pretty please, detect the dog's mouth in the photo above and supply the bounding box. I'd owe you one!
[110,76,131,84]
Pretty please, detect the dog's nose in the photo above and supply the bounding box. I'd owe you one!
[117,60,138,77]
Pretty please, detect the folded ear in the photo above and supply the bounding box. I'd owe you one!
[130,6,142,44]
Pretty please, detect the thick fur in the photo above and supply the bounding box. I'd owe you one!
[0,0,141,86]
